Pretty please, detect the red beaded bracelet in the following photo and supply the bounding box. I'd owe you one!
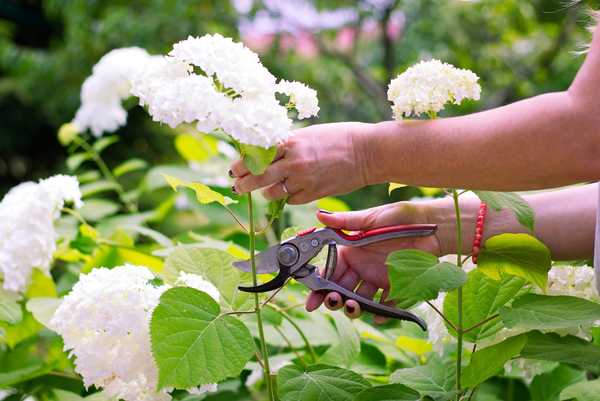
[471,202,488,264]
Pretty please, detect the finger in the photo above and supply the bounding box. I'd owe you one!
[316,208,382,230]
[305,291,325,312]
[337,270,360,292]
[374,289,393,325]
[324,292,343,310]
[262,182,289,200]
[233,160,288,193]
[229,159,250,179]
[355,282,378,299]
[344,299,361,319]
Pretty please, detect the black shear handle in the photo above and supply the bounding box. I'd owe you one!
[296,272,427,331]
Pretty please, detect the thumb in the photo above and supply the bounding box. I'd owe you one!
[317,209,379,230]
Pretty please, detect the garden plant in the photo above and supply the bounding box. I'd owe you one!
[2,23,600,401]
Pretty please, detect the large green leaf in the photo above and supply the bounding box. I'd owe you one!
[444,269,525,342]
[530,364,585,401]
[163,246,251,311]
[277,364,370,401]
[150,287,254,388]
[0,364,53,387]
[93,135,119,153]
[500,294,600,330]
[0,289,22,324]
[174,133,218,162]
[473,191,535,231]
[478,233,551,290]
[163,174,236,206]
[522,331,600,371]
[560,378,600,401]
[78,199,120,222]
[320,313,360,368]
[26,297,62,328]
[390,356,456,401]
[461,334,527,388]
[113,158,148,177]
[239,143,277,175]
[353,384,420,401]
[387,250,466,302]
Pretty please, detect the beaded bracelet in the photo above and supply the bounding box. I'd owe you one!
[471,202,488,264]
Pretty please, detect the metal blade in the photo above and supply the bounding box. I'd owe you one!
[232,244,281,274]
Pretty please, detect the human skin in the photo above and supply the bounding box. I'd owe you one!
[307,184,597,319]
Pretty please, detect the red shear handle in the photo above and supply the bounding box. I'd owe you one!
[332,224,437,246]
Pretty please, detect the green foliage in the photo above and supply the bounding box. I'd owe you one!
[560,378,600,401]
[500,294,600,330]
[387,249,466,302]
[529,364,585,401]
[461,334,527,388]
[0,289,22,324]
[320,313,360,368]
[473,191,535,231]
[390,357,456,401]
[352,384,420,401]
[478,233,552,290]
[277,364,370,401]
[239,144,278,175]
[150,287,255,388]
[163,174,236,206]
[521,331,600,371]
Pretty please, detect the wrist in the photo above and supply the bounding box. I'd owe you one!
[350,122,379,187]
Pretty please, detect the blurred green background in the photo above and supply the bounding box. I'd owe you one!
[0,0,597,208]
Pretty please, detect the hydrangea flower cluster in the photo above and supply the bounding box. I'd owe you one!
[74,47,158,137]
[131,34,319,148]
[0,175,82,293]
[49,265,220,401]
[387,59,481,119]
[546,265,598,301]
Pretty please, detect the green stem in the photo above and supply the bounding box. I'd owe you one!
[452,189,464,398]
[248,192,274,401]
[266,304,318,364]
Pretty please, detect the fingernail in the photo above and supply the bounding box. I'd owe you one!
[231,185,238,194]
[318,209,333,215]
[228,169,235,178]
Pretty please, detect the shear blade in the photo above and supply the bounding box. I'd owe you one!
[233,244,281,274]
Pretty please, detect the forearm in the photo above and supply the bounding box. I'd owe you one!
[430,184,597,260]
[361,91,600,191]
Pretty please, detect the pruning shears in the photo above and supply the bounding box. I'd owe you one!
[233,224,438,330]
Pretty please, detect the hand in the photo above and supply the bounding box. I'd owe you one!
[230,122,373,204]
[305,201,445,322]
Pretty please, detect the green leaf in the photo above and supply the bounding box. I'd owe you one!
[80,180,121,198]
[79,198,120,221]
[522,331,600,371]
[0,289,22,324]
[26,297,62,328]
[388,183,406,195]
[473,191,535,231]
[163,246,251,311]
[443,269,525,341]
[113,158,148,177]
[320,313,361,368]
[500,294,600,330]
[277,364,370,401]
[316,197,350,212]
[462,334,527,388]
[163,173,236,206]
[353,384,420,401]
[267,198,287,220]
[150,287,254,389]
[560,378,600,401]
[66,152,90,171]
[387,250,466,301]
[478,233,551,290]
[174,133,218,162]
[0,364,53,387]
[530,364,585,401]
[93,135,119,153]
[239,143,277,175]
[390,356,456,401]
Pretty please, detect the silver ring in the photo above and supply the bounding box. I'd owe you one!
[281,180,289,195]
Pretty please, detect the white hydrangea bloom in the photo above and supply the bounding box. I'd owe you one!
[132,34,318,148]
[415,292,451,353]
[546,265,598,301]
[276,80,320,119]
[50,265,170,401]
[246,359,291,387]
[387,59,481,119]
[49,266,219,401]
[175,271,221,302]
[0,175,82,293]
[74,47,158,136]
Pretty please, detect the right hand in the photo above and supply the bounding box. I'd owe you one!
[305,201,448,323]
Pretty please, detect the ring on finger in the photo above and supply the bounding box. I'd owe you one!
[281,179,290,195]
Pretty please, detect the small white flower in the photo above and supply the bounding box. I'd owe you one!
[187,383,218,395]
[246,359,291,387]
[0,175,82,293]
[546,265,598,301]
[74,47,158,136]
[175,271,221,302]
[387,59,481,119]
[276,80,319,119]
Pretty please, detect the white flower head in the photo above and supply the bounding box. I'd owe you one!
[175,271,221,302]
[50,265,170,401]
[276,80,319,119]
[546,265,598,301]
[74,47,158,136]
[0,175,82,293]
[132,34,318,148]
[387,59,481,119]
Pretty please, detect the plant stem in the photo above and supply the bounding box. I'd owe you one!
[452,189,464,398]
[462,314,500,334]
[266,304,318,363]
[248,192,274,401]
